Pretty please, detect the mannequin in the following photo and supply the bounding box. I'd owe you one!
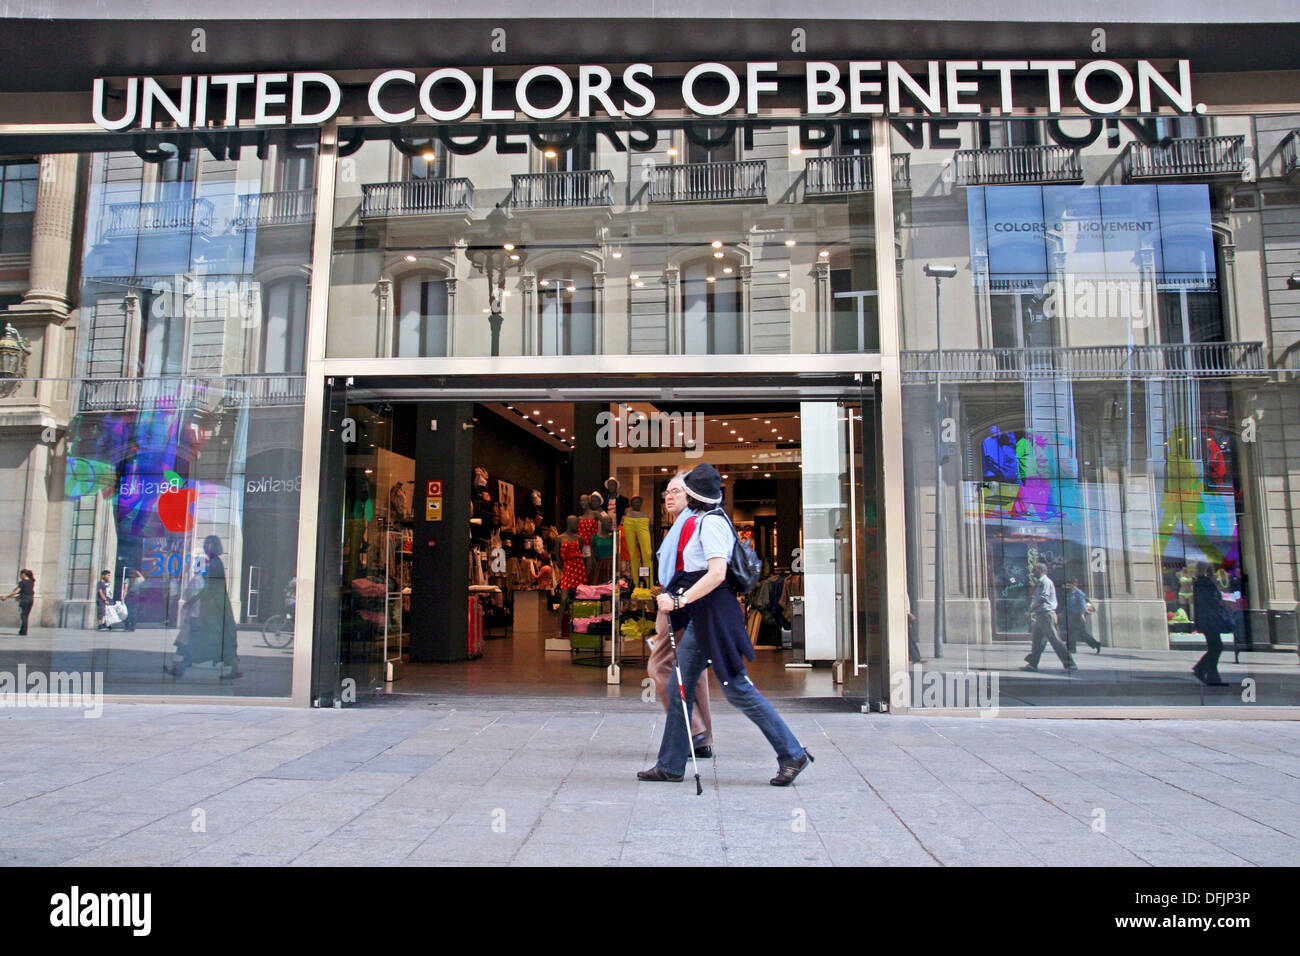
[557,515,587,626]
[622,495,653,590]
[605,477,629,525]
[593,514,616,584]
[578,492,604,576]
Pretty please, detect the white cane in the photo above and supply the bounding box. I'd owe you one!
[667,590,703,796]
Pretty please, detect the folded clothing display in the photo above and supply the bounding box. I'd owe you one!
[620,617,657,640]
[574,583,613,600]
[570,613,612,633]
[570,600,603,619]
[629,587,655,602]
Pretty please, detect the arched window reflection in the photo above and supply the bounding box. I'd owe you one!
[682,257,741,355]
[395,273,449,358]
[537,266,595,355]
[261,277,307,373]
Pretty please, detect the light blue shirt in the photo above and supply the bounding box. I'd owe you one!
[679,510,734,572]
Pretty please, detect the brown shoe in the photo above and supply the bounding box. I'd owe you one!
[637,767,683,782]
[770,751,814,787]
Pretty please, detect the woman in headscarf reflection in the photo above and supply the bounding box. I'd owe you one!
[169,535,241,680]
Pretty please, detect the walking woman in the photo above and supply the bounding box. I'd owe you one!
[1,569,35,636]
[638,463,813,787]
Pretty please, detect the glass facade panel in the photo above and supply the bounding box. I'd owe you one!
[895,117,1300,707]
[325,120,883,358]
[0,132,316,697]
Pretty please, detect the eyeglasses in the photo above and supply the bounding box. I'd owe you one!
[662,488,685,497]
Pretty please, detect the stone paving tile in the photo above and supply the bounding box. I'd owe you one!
[4,702,1300,866]
[408,824,530,863]
[510,841,623,866]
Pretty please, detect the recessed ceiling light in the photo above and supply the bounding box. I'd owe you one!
[634,281,644,288]
[819,250,830,258]
[764,472,771,477]
[784,239,796,247]
[666,146,678,156]
[629,273,639,280]
[723,266,733,274]
[566,285,576,292]
[713,251,724,259]
[752,465,759,469]
[533,410,541,415]
[544,149,557,158]
[404,254,417,262]
[509,253,520,261]
[422,151,435,160]
[711,240,722,248]
[706,276,716,283]
[771,428,777,432]
[778,272,788,278]
[503,242,515,251]
[611,250,623,259]
[546,419,553,424]
[730,429,736,434]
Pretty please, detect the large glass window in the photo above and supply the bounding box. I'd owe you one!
[894,116,1299,709]
[0,131,316,699]
[325,120,881,358]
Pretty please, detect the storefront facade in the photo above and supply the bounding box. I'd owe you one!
[0,5,1297,713]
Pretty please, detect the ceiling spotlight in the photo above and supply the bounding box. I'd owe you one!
[666,146,679,156]
[509,253,520,261]
[730,429,737,434]
[713,251,724,259]
[404,254,417,262]
[784,239,796,247]
[819,250,830,258]
[634,281,645,288]
[566,285,576,292]
[539,279,550,286]
[629,273,639,280]
[778,272,788,278]
[422,151,435,160]
[533,410,541,415]
[611,250,623,259]
[546,419,553,424]
[711,240,723,248]
[752,464,759,469]
[771,428,777,432]
[706,275,716,283]
[503,242,515,251]
[544,149,557,158]
[723,266,733,274]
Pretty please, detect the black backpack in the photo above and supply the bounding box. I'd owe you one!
[704,510,762,594]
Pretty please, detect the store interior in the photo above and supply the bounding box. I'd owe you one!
[333,397,842,698]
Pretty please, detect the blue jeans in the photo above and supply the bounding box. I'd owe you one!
[656,622,804,775]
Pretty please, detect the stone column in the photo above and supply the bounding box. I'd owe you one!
[16,154,79,316]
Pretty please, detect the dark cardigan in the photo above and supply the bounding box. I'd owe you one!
[665,568,755,686]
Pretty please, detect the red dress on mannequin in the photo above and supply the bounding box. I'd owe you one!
[560,538,588,588]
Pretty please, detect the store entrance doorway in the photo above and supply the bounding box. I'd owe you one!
[311,374,881,705]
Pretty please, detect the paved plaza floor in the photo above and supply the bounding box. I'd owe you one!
[1,695,1297,866]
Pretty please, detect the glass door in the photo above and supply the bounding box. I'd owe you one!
[313,380,392,704]
[798,392,875,696]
